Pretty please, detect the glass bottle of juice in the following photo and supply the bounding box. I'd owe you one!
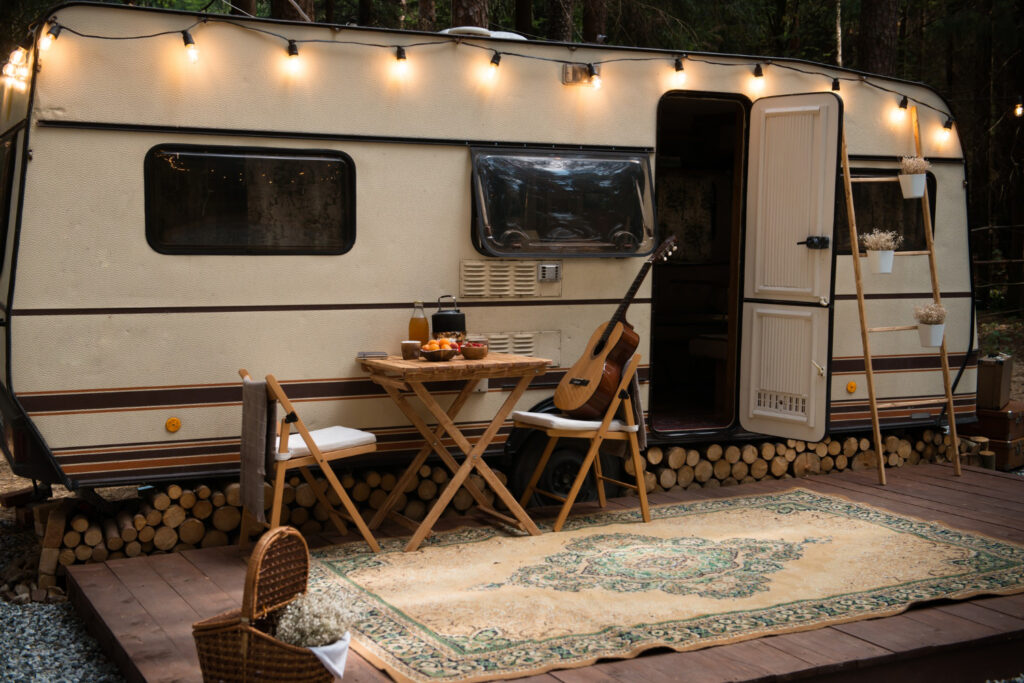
[408,301,429,344]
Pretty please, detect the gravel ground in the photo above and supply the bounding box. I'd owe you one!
[0,464,124,683]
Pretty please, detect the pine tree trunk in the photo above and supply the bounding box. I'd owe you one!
[453,0,488,28]
[582,0,607,43]
[547,0,574,41]
[855,0,899,75]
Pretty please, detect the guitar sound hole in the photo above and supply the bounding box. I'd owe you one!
[592,340,606,357]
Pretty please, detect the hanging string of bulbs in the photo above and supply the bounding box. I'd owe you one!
[3,11,991,126]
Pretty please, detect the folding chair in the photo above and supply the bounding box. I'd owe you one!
[238,370,380,553]
[511,355,651,532]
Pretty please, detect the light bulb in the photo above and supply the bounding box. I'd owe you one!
[672,56,686,87]
[39,23,61,51]
[393,46,408,77]
[15,65,28,80]
[587,63,601,89]
[890,96,909,124]
[1015,97,1023,118]
[1,63,14,78]
[182,31,198,64]
[485,52,501,80]
[285,40,301,75]
[9,48,27,66]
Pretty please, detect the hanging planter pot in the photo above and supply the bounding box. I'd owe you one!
[917,322,945,348]
[866,249,895,274]
[898,173,926,199]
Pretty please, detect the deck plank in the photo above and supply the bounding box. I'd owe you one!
[67,562,198,683]
[67,464,1024,683]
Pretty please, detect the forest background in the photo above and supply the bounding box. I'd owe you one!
[2,0,1023,347]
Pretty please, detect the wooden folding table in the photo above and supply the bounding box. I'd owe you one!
[359,353,549,551]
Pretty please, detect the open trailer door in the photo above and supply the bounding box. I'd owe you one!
[739,92,841,442]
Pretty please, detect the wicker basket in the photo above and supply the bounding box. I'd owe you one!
[192,526,333,682]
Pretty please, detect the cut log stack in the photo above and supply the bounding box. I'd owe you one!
[625,429,967,497]
[39,465,516,570]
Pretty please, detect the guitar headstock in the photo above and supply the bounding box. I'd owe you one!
[650,235,679,263]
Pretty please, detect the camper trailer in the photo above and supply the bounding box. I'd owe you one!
[0,3,976,493]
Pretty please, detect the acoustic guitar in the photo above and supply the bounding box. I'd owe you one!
[554,236,678,419]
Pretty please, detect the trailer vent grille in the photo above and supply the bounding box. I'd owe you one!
[460,260,561,298]
[482,333,535,357]
[755,390,808,416]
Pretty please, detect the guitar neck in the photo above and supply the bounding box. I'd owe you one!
[599,259,653,345]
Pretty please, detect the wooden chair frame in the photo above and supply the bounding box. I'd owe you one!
[516,355,651,532]
[238,370,380,553]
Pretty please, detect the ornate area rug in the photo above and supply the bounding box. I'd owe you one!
[309,489,1024,683]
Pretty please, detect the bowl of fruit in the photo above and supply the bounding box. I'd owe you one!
[460,341,488,360]
[421,338,459,362]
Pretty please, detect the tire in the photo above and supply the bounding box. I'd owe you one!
[508,430,624,508]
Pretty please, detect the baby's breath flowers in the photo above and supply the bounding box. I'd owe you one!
[914,302,947,325]
[900,156,930,175]
[275,592,356,648]
[860,229,903,251]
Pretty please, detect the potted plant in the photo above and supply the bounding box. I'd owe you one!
[275,591,356,679]
[898,156,930,198]
[914,301,947,348]
[860,229,903,274]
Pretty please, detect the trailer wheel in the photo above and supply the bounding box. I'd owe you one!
[508,429,623,508]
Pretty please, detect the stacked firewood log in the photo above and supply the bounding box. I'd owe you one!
[624,429,969,495]
[39,468,511,572]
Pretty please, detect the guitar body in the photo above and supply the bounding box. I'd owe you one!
[554,321,640,420]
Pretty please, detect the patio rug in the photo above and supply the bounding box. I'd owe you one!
[309,488,1024,683]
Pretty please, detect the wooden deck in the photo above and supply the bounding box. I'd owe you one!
[67,463,1024,683]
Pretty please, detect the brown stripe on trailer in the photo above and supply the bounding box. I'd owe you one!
[831,351,977,374]
[832,291,972,301]
[830,394,976,413]
[17,376,484,415]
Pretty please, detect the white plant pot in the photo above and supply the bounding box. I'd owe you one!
[917,322,945,348]
[866,249,895,274]
[898,173,926,199]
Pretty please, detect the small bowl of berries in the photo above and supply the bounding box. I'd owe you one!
[461,340,488,360]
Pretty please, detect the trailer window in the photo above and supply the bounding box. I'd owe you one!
[471,149,655,257]
[834,170,936,253]
[145,146,354,255]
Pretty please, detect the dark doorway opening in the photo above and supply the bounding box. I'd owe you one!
[649,93,747,434]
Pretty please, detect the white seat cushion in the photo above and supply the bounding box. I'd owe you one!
[276,425,376,461]
[511,410,638,433]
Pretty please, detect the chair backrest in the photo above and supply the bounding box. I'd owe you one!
[242,525,310,621]
[264,374,323,462]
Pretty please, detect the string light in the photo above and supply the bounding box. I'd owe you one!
[6,14,957,128]
[182,30,198,63]
[39,23,62,52]
[937,116,954,143]
[392,45,409,77]
[749,63,765,93]
[672,55,686,87]
[285,39,301,75]
[890,95,909,124]
[485,51,501,80]
[1015,96,1023,118]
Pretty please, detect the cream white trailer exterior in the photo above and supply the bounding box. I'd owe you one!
[0,3,976,490]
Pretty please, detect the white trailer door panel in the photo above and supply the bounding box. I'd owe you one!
[740,93,840,442]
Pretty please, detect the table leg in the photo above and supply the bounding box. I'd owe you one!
[405,373,543,551]
[368,378,480,530]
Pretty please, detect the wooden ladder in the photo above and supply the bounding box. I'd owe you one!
[839,106,962,486]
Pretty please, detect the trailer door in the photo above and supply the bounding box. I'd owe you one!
[739,92,840,442]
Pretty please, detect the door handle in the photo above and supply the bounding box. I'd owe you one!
[812,361,825,377]
[796,236,830,249]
